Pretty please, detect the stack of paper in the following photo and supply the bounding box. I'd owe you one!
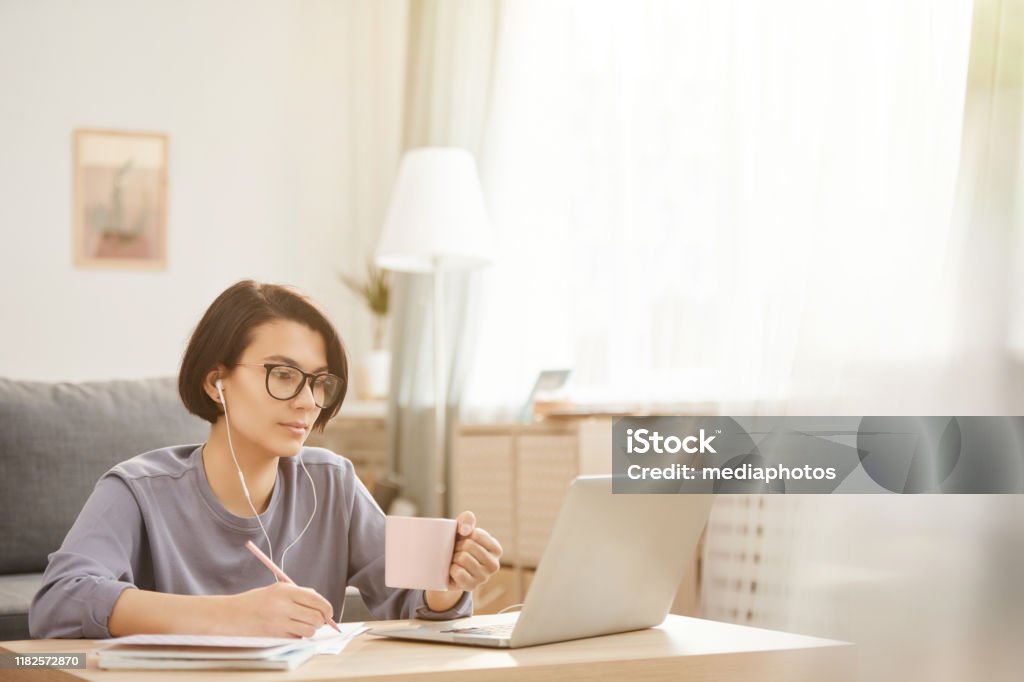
[95,623,367,671]
[96,635,316,670]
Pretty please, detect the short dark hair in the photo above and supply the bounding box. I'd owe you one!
[179,280,348,433]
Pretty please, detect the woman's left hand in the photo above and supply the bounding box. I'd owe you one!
[448,510,502,591]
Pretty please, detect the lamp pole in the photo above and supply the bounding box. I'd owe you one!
[432,256,447,517]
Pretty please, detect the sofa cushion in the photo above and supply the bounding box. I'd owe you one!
[0,574,41,617]
[0,377,209,574]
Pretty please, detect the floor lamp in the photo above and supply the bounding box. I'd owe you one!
[375,147,493,518]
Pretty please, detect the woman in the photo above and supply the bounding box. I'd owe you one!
[29,280,501,639]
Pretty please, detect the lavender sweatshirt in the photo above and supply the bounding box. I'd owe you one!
[29,444,472,638]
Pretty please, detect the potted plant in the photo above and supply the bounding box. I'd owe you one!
[339,263,392,400]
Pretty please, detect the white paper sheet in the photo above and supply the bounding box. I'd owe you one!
[310,622,368,655]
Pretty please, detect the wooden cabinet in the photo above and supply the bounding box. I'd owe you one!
[452,416,703,616]
[451,434,516,562]
[306,401,389,491]
[515,433,581,565]
[451,418,613,609]
[472,566,535,615]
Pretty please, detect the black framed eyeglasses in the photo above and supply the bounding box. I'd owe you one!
[234,363,343,409]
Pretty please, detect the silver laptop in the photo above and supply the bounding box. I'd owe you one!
[367,475,714,648]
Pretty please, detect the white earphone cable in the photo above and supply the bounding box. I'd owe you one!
[217,380,316,576]
[280,455,317,570]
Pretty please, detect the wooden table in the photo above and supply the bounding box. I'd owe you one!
[0,615,853,681]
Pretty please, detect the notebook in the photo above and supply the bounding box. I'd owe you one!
[96,623,367,670]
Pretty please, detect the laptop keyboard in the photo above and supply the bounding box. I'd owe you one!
[440,622,516,638]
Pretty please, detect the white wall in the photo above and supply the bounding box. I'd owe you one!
[0,0,391,381]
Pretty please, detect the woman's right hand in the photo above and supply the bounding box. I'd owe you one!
[225,582,336,638]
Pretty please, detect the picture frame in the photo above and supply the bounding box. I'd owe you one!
[73,128,168,269]
[520,369,573,422]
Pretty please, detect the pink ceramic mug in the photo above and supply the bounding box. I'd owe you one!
[385,516,458,591]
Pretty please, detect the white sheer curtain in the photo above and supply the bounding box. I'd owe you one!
[465,0,974,417]
[699,8,1023,681]
[452,5,1022,680]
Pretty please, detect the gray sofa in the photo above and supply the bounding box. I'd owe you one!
[0,376,369,640]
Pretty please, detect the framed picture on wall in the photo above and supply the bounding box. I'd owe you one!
[73,128,168,269]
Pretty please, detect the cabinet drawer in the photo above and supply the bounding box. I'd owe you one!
[452,435,516,562]
[516,435,578,566]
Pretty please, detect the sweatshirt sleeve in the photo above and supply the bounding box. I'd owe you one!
[344,466,473,622]
[29,474,144,639]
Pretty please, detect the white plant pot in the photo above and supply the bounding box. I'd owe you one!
[363,349,391,400]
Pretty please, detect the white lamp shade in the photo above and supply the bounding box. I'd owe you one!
[375,147,493,273]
